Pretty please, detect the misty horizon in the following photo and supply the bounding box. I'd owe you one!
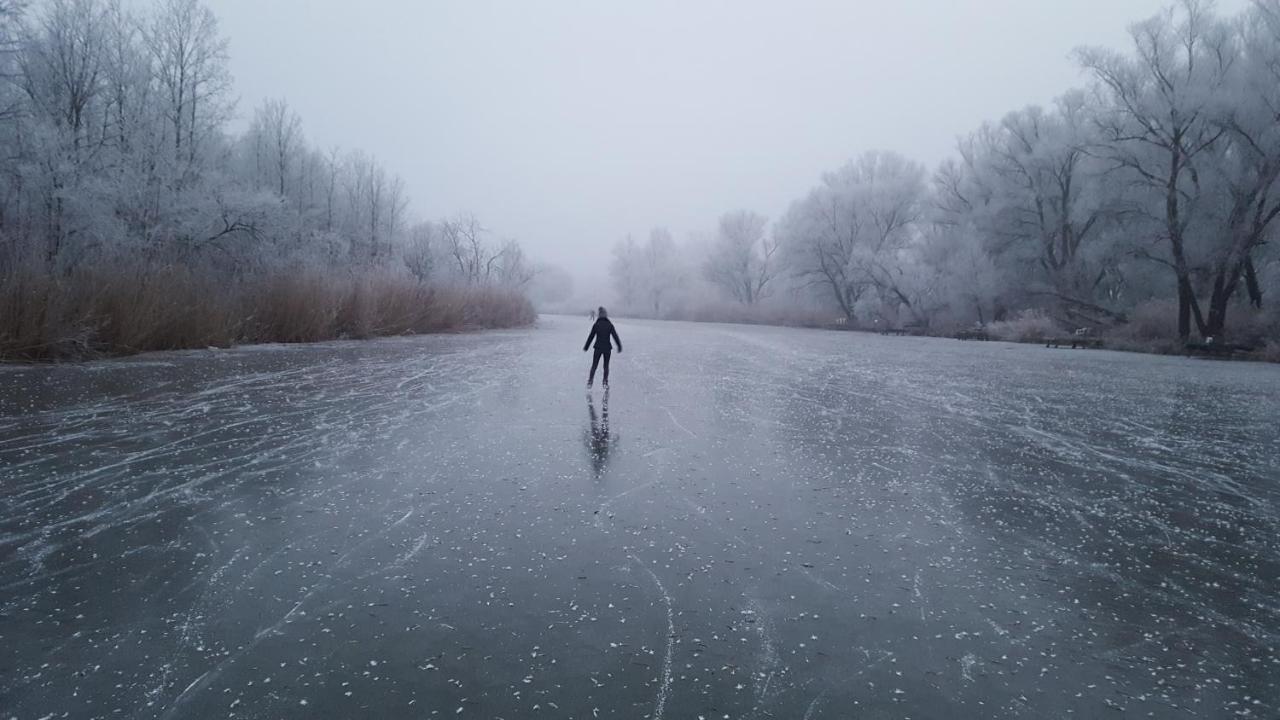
[207,0,1248,291]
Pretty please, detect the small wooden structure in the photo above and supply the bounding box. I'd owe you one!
[878,321,926,336]
[1045,327,1102,349]
[1045,337,1103,349]
[1185,339,1255,359]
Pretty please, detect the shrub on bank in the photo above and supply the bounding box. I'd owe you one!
[1223,306,1280,349]
[0,271,535,361]
[1258,340,1280,363]
[1097,301,1280,358]
[986,309,1064,343]
[1099,300,1183,354]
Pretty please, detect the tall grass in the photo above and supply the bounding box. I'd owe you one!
[0,270,535,361]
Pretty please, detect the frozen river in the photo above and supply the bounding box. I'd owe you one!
[2,315,1278,719]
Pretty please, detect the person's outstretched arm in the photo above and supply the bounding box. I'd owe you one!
[611,325,622,353]
[583,327,596,352]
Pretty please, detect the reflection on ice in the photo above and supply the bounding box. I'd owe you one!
[585,389,616,478]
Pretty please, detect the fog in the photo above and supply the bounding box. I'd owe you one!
[210,0,1246,282]
[4,2,1280,716]
[1,0,1276,358]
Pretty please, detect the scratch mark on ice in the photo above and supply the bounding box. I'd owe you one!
[661,406,697,439]
[802,689,827,720]
[630,553,674,720]
[913,569,926,620]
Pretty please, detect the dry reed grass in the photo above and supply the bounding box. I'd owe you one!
[0,270,534,361]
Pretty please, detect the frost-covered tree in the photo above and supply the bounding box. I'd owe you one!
[608,234,642,310]
[248,98,302,198]
[1199,0,1280,332]
[934,97,1129,326]
[641,227,681,317]
[144,0,231,166]
[702,210,778,305]
[586,0,1280,340]
[1077,0,1239,339]
[402,220,438,283]
[495,238,534,289]
[604,228,692,317]
[429,212,531,287]
[778,151,926,323]
[0,0,538,294]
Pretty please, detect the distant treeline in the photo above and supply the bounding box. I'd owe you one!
[0,0,534,361]
[608,0,1280,357]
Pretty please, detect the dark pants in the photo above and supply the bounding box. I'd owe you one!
[589,348,611,385]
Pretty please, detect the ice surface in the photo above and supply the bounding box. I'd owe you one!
[1,315,1277,718]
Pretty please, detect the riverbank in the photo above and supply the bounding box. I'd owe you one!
[605,303,1280,364]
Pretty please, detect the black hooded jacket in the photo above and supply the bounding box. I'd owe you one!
[584,318,622,352]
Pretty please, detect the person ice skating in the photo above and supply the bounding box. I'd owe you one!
[583,306,622,388]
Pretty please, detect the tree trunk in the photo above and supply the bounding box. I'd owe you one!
[1170,239,1207,340]
[1204,256,1248,340]
[1244,256,1262,309]
[837,285,857,324]
[1177,279,1192,340]
[1204,272,1228,340]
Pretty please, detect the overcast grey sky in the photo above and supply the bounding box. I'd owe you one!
[208,0,1248,286]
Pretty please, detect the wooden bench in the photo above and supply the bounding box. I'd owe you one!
[880,322,925,336]
[1045,337,1103,349]
[955,328,990,341]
